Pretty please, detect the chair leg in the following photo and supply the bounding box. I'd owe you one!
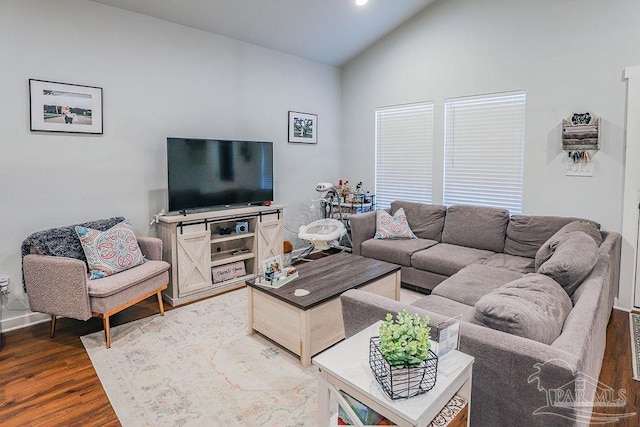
[49,315,56,338]
[157,290,165,316]
[103,316,111,349]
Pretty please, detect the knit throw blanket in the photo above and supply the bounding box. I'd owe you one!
[21,217,125,290]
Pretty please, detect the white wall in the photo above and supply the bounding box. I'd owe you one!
[0,0,341,324]
[341,0,640,308]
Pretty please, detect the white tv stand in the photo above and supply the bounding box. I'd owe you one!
[157,205,284,306]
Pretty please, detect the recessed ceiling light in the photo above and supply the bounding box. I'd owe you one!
[356,0,368,5]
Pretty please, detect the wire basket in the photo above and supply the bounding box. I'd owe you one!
[369,337,438,400]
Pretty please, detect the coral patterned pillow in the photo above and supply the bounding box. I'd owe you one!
[75,220,146,279]
[374,208,417,240]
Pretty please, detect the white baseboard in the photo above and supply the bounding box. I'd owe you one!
[1,310,50,332]
[613,296,633,313]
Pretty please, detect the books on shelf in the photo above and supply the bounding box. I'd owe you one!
[337,391,392,425]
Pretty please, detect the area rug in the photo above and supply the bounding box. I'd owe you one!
[81,289,318,426]
[630,312,640,381]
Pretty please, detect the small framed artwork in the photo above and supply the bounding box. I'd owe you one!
[29,79,103,134]
[288,111,317,144]
[262,255,284,280]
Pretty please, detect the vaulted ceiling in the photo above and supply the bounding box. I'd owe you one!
[89,0,435,66]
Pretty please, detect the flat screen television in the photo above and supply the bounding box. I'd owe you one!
[167,137,274,213]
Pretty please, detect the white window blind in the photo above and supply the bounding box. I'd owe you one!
[375,102,434,210]
[443,91,525,214]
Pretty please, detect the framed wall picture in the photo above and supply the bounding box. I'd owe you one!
[29,79,103,134]
[288,111,317,144]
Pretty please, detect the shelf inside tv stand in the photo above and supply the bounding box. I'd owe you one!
[157,204,284,307]
[211,251,255,267]
[211,231,255,244]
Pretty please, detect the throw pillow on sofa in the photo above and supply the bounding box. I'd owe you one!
[473,274,573,345]
[535,221,602,269]
[536,231,598,296]
[374,207,417,240]
[76,220,147,280]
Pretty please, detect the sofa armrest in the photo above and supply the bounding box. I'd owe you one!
[137,236,163,261]
[349,210,378,256]
[341,289,408,337]
[23,254,92,320]
[341,289,584,426]
[599,231,621,312]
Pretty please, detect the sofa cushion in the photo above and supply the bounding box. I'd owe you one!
[504,215,600,258]
[537,231,598,296]
[432,264,525,306]
[374,208,416,240]
[410,243,494,276]
[361,238,438,267]
[480,253,535,274]
[473,274,573,345]
[390,201,446,241]
[76,220,146,280]
[410,295,476,322]
[87,259,171,298]
[535,221,603,269]
[441,205,509,252]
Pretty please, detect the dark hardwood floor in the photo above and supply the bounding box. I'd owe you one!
[591,309,640,426]
[0,297,638,426]
[0,301,165,427]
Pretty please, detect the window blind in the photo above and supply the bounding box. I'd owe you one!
[375,102,434,210]
[443,91,525,214]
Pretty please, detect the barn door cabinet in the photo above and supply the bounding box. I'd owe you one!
[157,205,284,306]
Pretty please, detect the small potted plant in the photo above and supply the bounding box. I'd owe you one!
[370,310,438,399]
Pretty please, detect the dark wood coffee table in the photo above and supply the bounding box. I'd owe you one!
[246,252,400,367]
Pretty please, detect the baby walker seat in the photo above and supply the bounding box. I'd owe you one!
[298,218,347,251]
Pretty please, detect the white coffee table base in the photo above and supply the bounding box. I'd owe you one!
[248,271,400,367]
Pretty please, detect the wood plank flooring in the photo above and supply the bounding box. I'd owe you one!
[0,296,638,426]
[591,309,640,426]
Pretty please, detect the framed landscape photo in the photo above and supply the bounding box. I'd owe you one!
[29,79,103,134]
[288,111,317,144]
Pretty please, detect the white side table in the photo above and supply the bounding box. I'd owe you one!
[312,321,474,427]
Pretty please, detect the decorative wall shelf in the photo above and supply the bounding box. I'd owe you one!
[562,112,600,152]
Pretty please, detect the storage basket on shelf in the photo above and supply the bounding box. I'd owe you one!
[369,337,438,400]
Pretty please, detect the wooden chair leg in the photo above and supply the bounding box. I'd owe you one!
[103,316,111,349]
[49,315,56,338]
[157,290,165,316]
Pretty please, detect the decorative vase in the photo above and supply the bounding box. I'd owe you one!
[369,337,438,400]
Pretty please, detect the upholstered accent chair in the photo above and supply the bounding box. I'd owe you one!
[22,218,170,348]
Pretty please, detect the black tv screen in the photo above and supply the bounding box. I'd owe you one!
[167,138,274,212]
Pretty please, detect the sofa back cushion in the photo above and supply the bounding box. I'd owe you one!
[504,215,600,258]
[537,231,599,296]
[390,201,446,241]
[441,205,509,252]
[473,274,573,345]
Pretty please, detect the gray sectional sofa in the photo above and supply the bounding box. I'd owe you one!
[344,201,621,426]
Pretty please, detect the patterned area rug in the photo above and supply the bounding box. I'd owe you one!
[81,289,318,426]
[630,313,640,381]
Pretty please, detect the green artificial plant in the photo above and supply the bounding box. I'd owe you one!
[379,309,431,367]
